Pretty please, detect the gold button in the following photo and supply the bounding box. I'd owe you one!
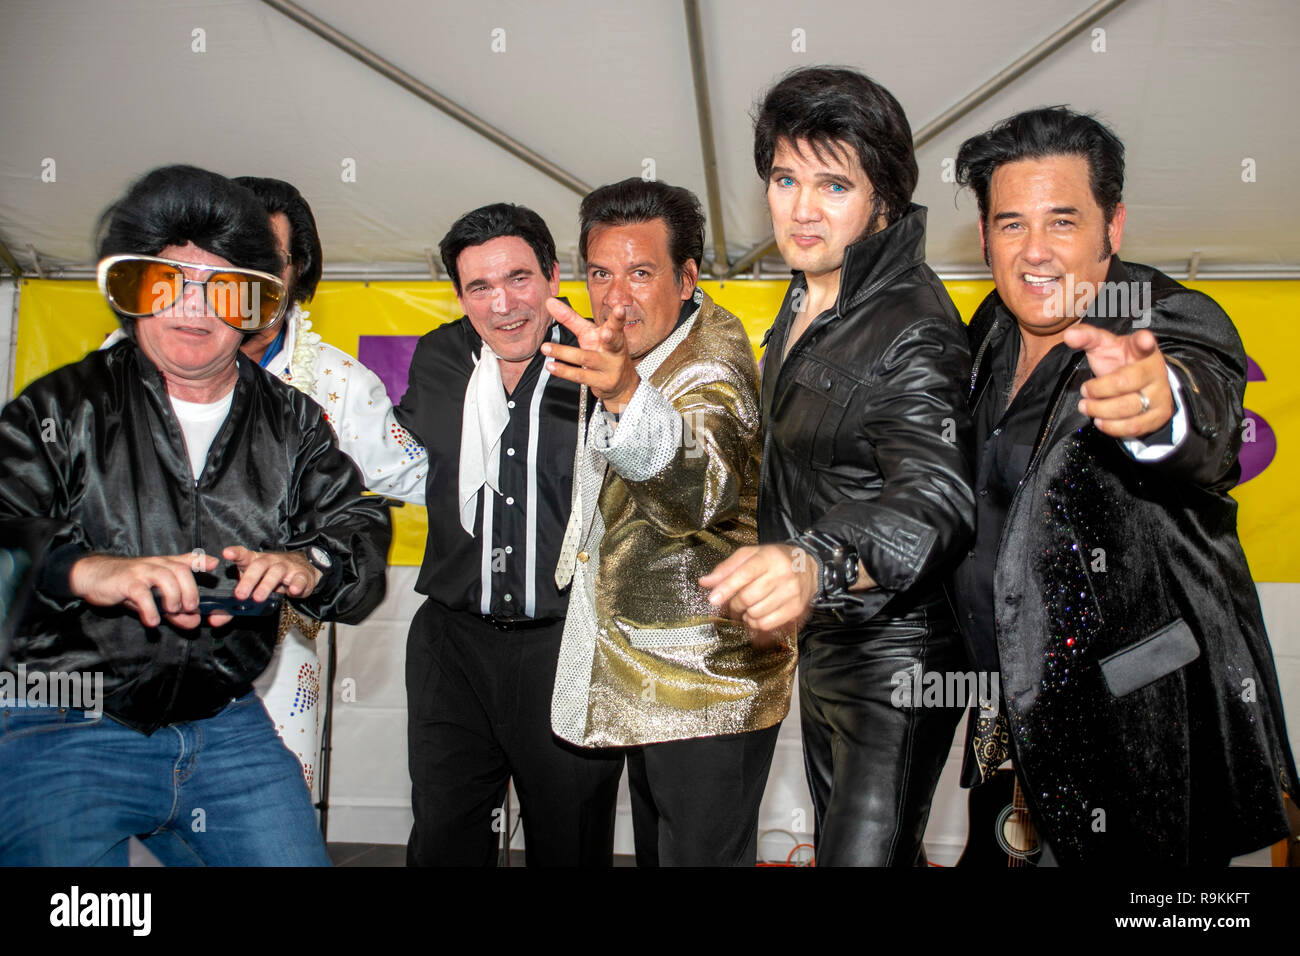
[577,551,589,563]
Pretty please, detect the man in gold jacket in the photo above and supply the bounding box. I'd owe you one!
[542,178,795,866]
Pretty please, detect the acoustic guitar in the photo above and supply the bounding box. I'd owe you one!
[957,766,1041,867]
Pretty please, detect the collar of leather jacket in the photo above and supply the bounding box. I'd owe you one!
[759,203,932,351]
[835,202,931,314]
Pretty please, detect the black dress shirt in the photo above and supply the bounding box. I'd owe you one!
[395,318,581,621]
[951,315,1078,675]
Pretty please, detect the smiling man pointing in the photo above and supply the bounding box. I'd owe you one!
[949,106,1296,865]
[544,178,795,867]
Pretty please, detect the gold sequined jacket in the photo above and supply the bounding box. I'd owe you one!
[551,292,796,747]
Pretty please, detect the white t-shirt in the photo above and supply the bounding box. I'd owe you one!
[169,391,235,479]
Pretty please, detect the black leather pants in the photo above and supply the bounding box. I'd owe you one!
[798,612,966,866]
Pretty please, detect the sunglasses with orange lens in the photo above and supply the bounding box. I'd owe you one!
[97,254,288,332]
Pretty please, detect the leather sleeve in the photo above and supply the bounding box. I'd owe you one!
[0,380,92,612]
[280,400,392,624]
[811,316,976,596]
[1140,288,1248,491]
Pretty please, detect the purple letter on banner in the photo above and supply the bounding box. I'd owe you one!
[358,336,421,403]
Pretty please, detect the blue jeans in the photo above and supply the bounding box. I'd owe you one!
[0,692,330,866]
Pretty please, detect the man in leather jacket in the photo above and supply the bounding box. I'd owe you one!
[950,107,1296,864]
[0,165,391,865]
[705,67,975,865]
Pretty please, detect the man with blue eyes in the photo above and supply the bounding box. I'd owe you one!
[703,66,975,866]
[948,107,1295,864]
[395,203,623,866]
[542,178,795,866]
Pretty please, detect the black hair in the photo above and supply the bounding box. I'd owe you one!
[955,106,1125,227]
[753,66,918,228]
[439,203,558,294]
[232,176,323,303]
[95,165,281,337]
[97,165,280,274]
[578,178,704,284]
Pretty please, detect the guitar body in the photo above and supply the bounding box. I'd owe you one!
[957,767,1042,867]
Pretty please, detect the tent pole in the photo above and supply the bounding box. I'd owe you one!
[0,235,22,278]
[683,0,729,275]
[910,0,1129,147]
[722,0,1130,279]
[258,0,592,196]
[721,239,772,285]
[316,621,338,842]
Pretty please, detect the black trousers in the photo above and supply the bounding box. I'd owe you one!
[627,723,781,867]
[799,620,965,866]
[405,599,624,866]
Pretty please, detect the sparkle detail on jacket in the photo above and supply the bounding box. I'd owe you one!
[551,291,796,747]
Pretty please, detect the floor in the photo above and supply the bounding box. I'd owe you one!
[327,843,643,866]
[127,837,1275,867]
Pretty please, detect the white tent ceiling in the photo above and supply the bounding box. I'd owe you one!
[2,0,1298,279]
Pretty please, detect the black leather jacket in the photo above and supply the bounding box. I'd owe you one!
[0,341,391,733]
[757,204,975,626]
[957,259,1296,862]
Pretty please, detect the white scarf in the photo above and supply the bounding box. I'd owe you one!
[458,341,510,535]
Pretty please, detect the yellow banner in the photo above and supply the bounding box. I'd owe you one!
[12,278,1296,580]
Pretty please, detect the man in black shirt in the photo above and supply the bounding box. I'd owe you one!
[950,108,1295,864]
[395,204,623,866]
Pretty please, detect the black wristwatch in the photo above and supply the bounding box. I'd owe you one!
[306,545,333,575]
[790,529,860,612]
[305,545,338,589]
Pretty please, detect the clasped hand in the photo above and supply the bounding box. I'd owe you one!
[69,545,322,629]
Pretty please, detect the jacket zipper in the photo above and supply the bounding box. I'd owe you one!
[162,405,202,725]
